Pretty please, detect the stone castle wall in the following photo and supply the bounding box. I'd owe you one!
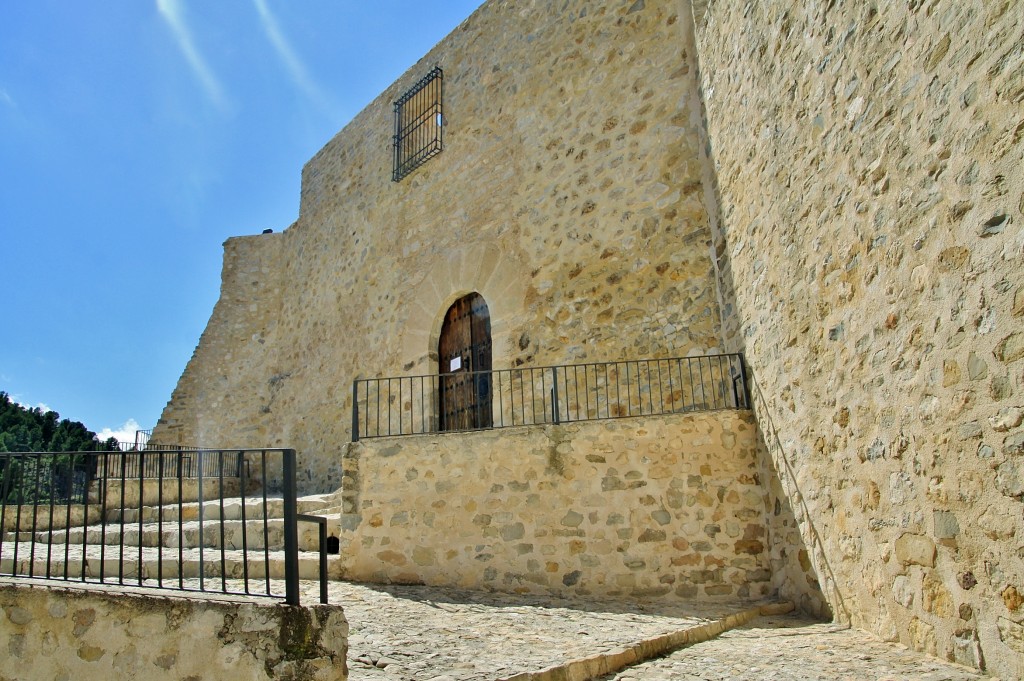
[337,411,775,601]
[150,0,1024,674]
[696,0,1023,675]
[157,233,290,452]
[154,0,724,489]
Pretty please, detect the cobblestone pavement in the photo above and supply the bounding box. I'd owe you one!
[602,615,990,681]
[298,582,992,681]
[310,581,750,681]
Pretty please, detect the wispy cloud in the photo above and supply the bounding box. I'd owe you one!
[253,0,334,113]
[156,0,229,112]
[96,418,144,444]
[0,87,14,108]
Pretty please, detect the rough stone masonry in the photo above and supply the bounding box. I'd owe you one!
[697,0,1023,676]
[152,0,1023,677]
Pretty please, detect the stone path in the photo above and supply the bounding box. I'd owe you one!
[603,615,989,681]
[309,581,756,681]
[292,582,992,681]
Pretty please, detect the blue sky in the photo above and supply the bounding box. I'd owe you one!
[0,0,481,441]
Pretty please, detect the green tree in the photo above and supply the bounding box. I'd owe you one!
[0,392,110,452]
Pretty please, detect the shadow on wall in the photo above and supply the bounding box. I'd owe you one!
[750,369,847,622]
[684,2,837,624]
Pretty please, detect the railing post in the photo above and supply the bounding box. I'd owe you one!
[317,519,328,604]
[197,449,204,591]
[283,448,300,605]
[551,366,560,425]
[738,353,751,409]
[351,380,360,443]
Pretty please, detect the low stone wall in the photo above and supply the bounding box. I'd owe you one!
[339,411,776,601]
[0,580,348,681]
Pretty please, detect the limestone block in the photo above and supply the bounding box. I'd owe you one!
[952,629,982,669]
[989,407,1023,432]
[922,573,954,617]
[1005,432,1024,457]
[908,617,938,657]
[995,333,1024,364]
[892,575,914,609]
[1002,585,1023,613]
[932,511,960,540]
[995,459,1024,500]
[998,616,1024,654]
[894,534,936,568]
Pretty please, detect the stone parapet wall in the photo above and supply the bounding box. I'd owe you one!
[0,580,348,680]
[337,411,778,601]
[696,0,1023,675]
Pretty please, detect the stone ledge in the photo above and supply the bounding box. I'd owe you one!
[0,578,349,681]
[497,600,795,681]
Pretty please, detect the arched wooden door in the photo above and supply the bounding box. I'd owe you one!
[438,293,492,431]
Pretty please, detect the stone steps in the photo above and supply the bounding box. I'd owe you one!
[110,493,335,523]
[0,541,330,581]
[0,494,339,583]
[20,518,291,551]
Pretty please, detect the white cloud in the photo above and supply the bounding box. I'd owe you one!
[156,0,229,112]
[9,395,51,414]
[96,418,145,445]
[253,0,334,113]
[0,87,13,108]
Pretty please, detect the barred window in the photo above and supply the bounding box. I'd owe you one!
[392,66,443,182]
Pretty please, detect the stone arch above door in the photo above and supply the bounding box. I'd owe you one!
[397,243,528,372]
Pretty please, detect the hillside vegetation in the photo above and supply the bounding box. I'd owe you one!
[0,392,116,452]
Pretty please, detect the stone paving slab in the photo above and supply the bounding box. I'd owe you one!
[298,581,768,681]
[603,614,992,681]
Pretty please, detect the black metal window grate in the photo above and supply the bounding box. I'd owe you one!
[393,66,443,182]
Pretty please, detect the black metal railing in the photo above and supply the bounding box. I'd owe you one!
[96,448,243,481]
[82,435,234,481]
[353,353,749,440]
[134,429,152,449]
[0,448,326,605]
